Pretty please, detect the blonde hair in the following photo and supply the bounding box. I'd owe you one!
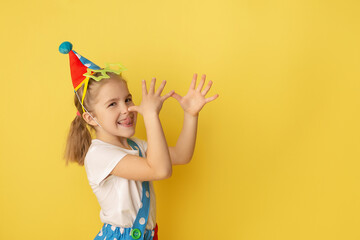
[63,72,127,166]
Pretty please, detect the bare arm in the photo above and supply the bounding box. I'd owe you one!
[110,78,174,181]
[169,73,219,165]
[169,113,198,165]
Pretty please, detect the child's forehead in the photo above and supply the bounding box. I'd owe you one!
[96,79,131,101]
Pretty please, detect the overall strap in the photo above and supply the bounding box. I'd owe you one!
[126,138,151,240]
[127,138,143,157]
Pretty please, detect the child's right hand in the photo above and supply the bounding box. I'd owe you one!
[128,77,174,117]
[117,78,173,181]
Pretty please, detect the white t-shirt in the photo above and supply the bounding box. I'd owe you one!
[84,137,156,230]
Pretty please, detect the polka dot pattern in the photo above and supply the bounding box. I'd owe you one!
[95,223,157,240]
[72,50,101,70]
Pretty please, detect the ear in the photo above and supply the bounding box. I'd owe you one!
[82,112,99,127]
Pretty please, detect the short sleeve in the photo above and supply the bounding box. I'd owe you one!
[85,144,127,185]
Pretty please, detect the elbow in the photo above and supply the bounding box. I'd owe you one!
[165,168,173,179]
[180,157,192,165]
[184,157,192,165]
[157,167,172,180]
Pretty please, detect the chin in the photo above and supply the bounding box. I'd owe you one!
[122,127,136,138]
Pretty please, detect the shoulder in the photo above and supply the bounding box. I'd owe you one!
[84,139,127,167]
[85,139,113,158]
[84,139,132,184]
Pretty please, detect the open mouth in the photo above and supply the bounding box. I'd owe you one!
[117,117,134,127]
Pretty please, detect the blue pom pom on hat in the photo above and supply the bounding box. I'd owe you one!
[59,41,73,54]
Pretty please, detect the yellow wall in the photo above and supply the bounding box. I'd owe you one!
[1,0,360,239]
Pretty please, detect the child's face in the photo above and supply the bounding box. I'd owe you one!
[92,77,137,140]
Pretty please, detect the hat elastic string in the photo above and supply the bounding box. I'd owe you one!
[74,89,103,129]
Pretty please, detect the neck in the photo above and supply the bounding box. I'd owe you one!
[95,133,132,150]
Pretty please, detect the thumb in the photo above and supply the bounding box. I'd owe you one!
[171,92,182,102]
[128,105,139,112]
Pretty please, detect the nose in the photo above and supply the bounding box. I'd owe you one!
[120,102,129,114]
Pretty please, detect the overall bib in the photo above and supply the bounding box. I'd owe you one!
[93,139,158,240]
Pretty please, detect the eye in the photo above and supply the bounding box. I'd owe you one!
[108,102,116,107]
[125,98,132,103]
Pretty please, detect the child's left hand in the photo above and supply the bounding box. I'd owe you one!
[171,73,219,116]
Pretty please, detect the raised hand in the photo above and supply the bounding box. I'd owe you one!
[128,77,174,116]
[171,73,219,116]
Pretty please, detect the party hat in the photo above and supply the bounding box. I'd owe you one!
[59,41,103,90]
[59,41,126,113]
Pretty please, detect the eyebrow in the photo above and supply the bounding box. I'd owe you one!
[104,94,132,106]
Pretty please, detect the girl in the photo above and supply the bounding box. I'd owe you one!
[60,42,219,240]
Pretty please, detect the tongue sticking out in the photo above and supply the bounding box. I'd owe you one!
[121,118,131,125]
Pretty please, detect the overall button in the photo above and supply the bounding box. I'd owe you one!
[131,228,141,239]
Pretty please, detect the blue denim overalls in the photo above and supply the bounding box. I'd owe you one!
[93,138,158,240]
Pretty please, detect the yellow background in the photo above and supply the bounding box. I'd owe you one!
[1,0,360,239]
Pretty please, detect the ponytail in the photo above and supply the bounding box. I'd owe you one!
[63,114,93,166]
[63,78,98,166]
